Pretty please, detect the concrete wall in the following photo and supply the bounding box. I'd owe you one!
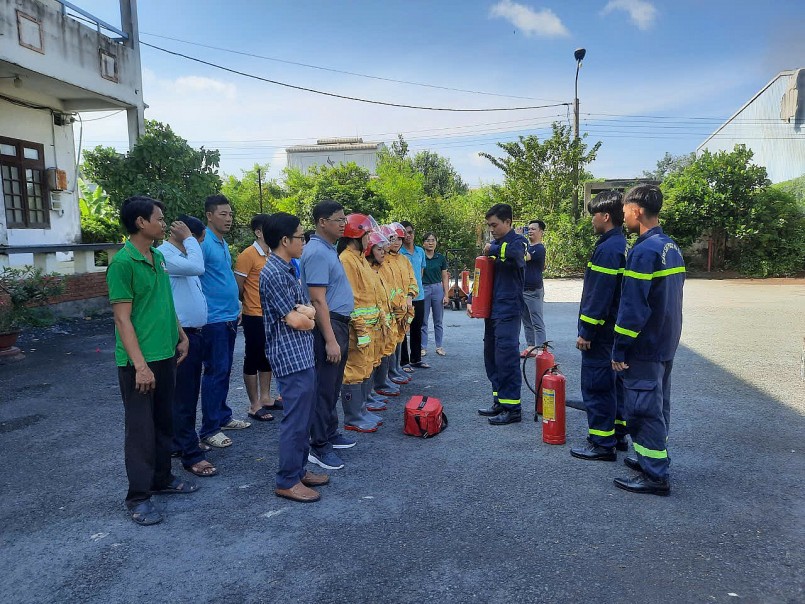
[698,71,805,183]
[0,0,142,109]
[0,100,80,251]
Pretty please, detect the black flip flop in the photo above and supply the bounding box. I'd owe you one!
[153,478,200,495]
[262,400,284,411]
[410,361,431,369]
[248,407,275,421]
[129,500,163,526]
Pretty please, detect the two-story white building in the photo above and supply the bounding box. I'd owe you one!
[0,0,144,258]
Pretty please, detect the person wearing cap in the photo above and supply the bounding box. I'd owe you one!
[384,222,418,384]
[157,214,217,479]
[301,200,357,472]
[259,212,330,503]
[337,214,383,433]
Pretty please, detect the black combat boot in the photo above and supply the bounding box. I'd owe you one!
[488,405,522,425]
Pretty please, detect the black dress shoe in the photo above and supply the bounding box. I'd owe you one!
[623,456,642,472]
[615,437,629,452]
[613,474,670,496]
[488,406,521,425]
[570,441,616,461]
[478,402,504,417]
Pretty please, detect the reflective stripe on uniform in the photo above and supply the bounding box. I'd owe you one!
[589,428,615,437]
[633,442,668,459]
[498,398,520,405]
[580,314,605,326]
[624,266,686,280]
[500,242,508,262]
[492,391,498,396]
[357,335,371,346]
[615,419,627,427]
[587,262,623,276]
[614,324,640,338]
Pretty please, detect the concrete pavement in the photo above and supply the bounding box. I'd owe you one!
[0,279,803,603]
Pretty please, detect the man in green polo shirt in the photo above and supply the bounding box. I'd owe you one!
[107,195,197,526]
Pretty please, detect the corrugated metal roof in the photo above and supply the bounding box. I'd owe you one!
[698,69,798,149]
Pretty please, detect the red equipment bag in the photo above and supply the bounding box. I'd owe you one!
[403,395,448,438]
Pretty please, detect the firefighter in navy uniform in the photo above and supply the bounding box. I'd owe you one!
[472,203,528,425]
[611,184,685,496]
[570,190,628,462]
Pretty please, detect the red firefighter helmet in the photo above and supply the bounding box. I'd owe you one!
[343,213,372,239]
[379,224,398,242]
[364,231,390,257]
[389,222,405,238]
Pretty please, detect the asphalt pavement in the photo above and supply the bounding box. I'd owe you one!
[1,278,803,604]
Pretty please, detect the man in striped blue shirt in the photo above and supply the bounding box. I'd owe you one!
[260,212,330,503]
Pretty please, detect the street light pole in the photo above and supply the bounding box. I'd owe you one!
[572,47,586,221]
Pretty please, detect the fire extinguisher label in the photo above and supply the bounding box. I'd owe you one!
[543,389,556,420]
[472,268,481,296]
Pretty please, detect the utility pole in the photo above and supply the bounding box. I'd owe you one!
[572,47,586,222]
[257,167,264,213]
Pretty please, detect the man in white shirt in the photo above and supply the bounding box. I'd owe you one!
[158,215,217,478]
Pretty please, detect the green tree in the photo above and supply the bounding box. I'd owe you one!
[82,120,222,219]
[411,150,469,198]
[642,152,696,181]
[280,163,388,227]
[479,122,601,220]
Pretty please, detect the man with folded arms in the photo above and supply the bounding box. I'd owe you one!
[260,212,330,502]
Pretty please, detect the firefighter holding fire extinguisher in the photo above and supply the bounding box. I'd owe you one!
[469,203,528,425]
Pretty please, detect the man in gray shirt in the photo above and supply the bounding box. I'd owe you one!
[301,200,356,471]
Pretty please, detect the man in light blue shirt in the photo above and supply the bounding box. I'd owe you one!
[158,215,216,477]
[399,221,428,369]
[198,195,250,449]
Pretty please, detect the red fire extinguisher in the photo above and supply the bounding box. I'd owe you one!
[470,256,494,319]
[541,365,566,445]
[535,342,555,418]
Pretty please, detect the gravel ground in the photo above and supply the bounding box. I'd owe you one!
[1,278,803,604]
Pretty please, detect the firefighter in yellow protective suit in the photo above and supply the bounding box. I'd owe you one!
[384,222,418,384]
[364,231,400,411]
[338,213,383,433]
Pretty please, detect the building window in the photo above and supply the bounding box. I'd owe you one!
[16,10,44,54]
[0,137,50,229]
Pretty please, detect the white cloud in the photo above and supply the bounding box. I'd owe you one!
[601,0,657,30]
[174,76,237,100]
[489,1,569,38]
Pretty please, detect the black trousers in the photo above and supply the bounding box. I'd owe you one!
[118,357,177,508]
[309,316,349,453]
[401,300,425,365]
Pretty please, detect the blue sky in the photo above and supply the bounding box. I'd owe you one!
[74,0,805,185]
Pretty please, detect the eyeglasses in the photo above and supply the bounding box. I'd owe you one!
[325,217,348,224]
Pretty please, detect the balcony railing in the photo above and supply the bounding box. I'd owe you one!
[57,1,129,43]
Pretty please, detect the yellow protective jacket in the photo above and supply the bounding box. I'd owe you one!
[340,247,380,384]
[385,250,418,341]
[373,261,399,358]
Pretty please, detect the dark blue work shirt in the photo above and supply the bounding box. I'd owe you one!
[578,228,627,342]
[487,229,527,319]
[613,226,685,363]
[524,243,545,290]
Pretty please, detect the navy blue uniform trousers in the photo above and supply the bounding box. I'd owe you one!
[581,334,624,448]
[622,359,673,481]
[275,367,316,489]
[483,316,522,405]
[173,329,206,468]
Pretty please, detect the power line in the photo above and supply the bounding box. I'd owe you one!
[140,31,563,103]
[139,41,571,113]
